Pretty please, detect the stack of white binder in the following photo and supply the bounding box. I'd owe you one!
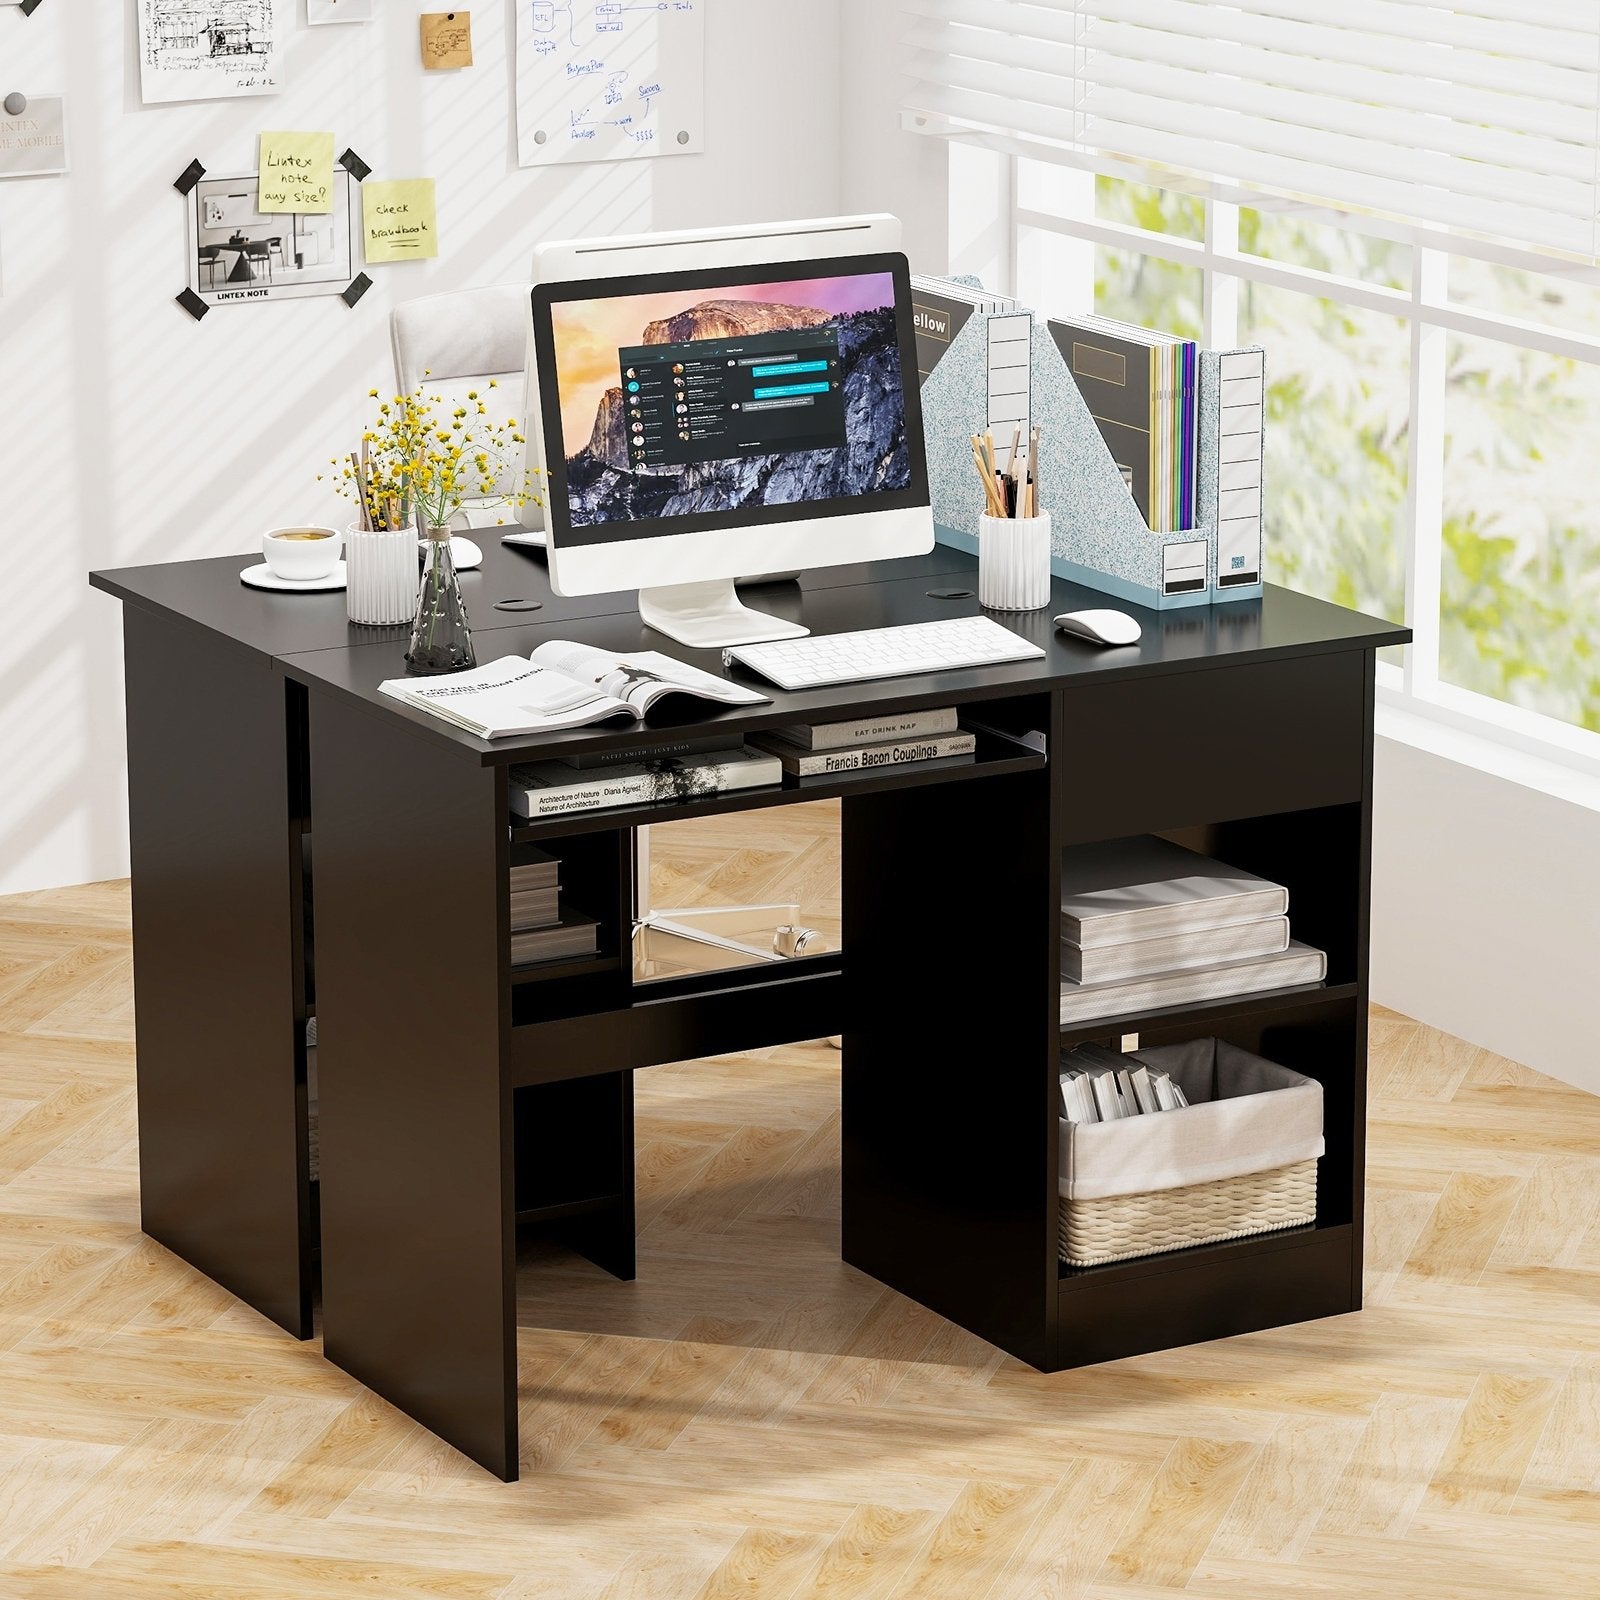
[1059,837,1326,1024]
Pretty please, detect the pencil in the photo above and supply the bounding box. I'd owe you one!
[972,435,998,515]
[972,437,1005,518]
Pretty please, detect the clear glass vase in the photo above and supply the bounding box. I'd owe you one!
[406,525,476,675]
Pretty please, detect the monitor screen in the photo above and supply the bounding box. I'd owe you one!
[531,253,928,549]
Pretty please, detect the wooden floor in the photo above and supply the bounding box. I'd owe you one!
[1,806,1597,1598]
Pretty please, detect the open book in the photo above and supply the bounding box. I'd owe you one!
[378,640,770,739]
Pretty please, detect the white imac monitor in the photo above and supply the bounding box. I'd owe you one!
[523,214,933,648]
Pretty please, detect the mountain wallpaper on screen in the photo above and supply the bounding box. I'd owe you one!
[565,297,911,525]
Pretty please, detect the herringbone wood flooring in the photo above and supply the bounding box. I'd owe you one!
[1,807,1597,1598]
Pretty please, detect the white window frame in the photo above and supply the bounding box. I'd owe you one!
[951,146,1600,781]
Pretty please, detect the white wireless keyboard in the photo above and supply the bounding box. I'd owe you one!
[724,615,1046,691]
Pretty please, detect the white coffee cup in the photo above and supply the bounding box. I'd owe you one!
[262,525,343,581]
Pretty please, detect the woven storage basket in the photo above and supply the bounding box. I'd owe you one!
[1059,1038,1322,1267]
[1059,1156,1318,1266]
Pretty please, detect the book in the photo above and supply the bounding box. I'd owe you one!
[766,707,958,751]
[1151,1069,1189,1111]
[1088,1070,1128,1121]
[509,746,782,819]
[509,887,560,931]
[748,730,975,778]
[559,733,745,770]
[1115,1067,1138,1110]
[1047,313,1197,533]
[909,275,1017,384]
[508,850,559,892]
[1060,914,1291,984]
[1058,940,1328,1025]
[1129,1065,1162,1115]
[510,909,599,967]
[377,638,768,740]
[1061,836,1289,948]
[1059,1070,1099,1125]
[910,275,1031,437]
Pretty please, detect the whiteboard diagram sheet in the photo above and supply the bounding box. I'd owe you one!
[137,1,281,105]
[516,1,703,167]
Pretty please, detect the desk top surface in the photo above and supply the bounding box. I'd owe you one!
[91,537,1409,767]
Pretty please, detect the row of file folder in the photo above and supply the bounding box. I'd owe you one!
[910,273,1266,607]
[1046,314,1198,534]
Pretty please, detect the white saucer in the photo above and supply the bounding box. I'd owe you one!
[241,560,348,592]
[423,535,482,570]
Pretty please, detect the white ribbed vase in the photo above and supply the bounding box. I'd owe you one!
[345,523,418,626]
[978,511,1051,611]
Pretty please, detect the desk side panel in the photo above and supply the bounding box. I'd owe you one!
[840,766,1060,1368]
[309,694,516,1481]
[122,605,312,1338]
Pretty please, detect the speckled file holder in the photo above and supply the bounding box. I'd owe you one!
[922,279,1265,609]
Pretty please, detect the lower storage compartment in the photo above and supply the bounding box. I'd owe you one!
[1058,1037,1323,1266]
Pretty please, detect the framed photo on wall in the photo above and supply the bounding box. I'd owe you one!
[185,165,360,309]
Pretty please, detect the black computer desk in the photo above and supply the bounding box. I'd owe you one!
[91,538,1408,1480]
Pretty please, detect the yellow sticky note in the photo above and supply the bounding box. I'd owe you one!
[420,11,473,70]
[363,178,439,264]
[258,131,335,214]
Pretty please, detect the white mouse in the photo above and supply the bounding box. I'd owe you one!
[1054,608,1142,647]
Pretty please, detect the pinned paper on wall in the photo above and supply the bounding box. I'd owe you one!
[516,0,702,167]
[0,93,67,178]
[306,0,371,20]
[258,130,334,212]
[420,11,472,70]
[182,164,361,314]
[363,178,438,263]
[138,1,281,104]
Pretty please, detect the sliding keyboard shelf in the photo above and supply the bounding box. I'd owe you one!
[508,731,1046,843]
[1057,980,1359,1049]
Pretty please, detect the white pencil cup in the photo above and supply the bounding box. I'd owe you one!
[978,511,1052,611]
[345,523,419,626]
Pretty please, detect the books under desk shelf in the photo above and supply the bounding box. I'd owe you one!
[505,725,1046,842]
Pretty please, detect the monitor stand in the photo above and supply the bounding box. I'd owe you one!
[638,580,809,649]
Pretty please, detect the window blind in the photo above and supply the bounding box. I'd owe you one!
[902,0,1600,263]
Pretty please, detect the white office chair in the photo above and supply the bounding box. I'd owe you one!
[389,285,545,537]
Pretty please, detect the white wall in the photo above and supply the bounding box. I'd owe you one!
[1371,717,1600,1096]
[838,0,949,271]
[0,0,844,895]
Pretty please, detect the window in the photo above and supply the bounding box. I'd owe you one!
[961,156,1600,762]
